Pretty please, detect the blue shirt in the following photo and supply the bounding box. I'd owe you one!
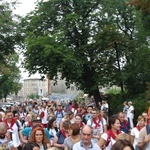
[22,127,50,140]
[73,141,101,150]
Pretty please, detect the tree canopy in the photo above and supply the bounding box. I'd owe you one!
[21,0,150,105]
[0,1,22,99]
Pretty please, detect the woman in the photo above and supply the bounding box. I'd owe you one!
[29,127,51,150]
[23,114,33,128]
[64,123,81,150]
[98,116,121,150]
[74,114,85,129]
[111,140,134,150]
[130,115,145,150]
[23,142,40,150]
[47,108,55,121]
[53,121,70,150]
[59,111,74,130]
[47,118,59,146]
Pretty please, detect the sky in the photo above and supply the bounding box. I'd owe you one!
[14,0,37,16]
[13,0,41,80]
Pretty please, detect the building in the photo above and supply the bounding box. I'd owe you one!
[18,76,80,100]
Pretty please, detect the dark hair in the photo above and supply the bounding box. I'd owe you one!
[23,142,40,150]
[108,116,120,129]
[111,140,134,150]
[69,123,80,136]
[47,118,56,130]
[62,121,70,129]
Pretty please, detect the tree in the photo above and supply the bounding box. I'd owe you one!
[21,0,148,106]
[0,1,21,86]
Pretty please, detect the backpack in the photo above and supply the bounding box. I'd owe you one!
[16,120,21,132]
[56,111,63,118]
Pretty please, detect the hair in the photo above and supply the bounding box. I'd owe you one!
[23,142,40,150]
[92,108,99,112]
[69,123,80,136]
[137,115,146,122]
[111,139,134,150]
[81,125,93,134]
[62,121,70,129]
[47,118,56,130]
[75,113,82,119]
[29,127,49,144]
[63,111,74,121]
[108,116,120,130]
[5,110,12,114]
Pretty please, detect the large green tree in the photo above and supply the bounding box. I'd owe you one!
[0,1,22,99]
[21,0,149,105]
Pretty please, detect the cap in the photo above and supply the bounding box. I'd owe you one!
[32,115,41,122]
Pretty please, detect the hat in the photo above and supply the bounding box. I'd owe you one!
[32,115,41,122]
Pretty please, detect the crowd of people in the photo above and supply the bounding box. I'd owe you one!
[0,99,149,150]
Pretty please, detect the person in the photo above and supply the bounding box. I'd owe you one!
[19,115,50,144]
[74,114,85,130]
[23,114,33,128]
[0,122,17,150]
[54,105,64,128]
[83,105,93,124]
[47,118,59,146]
[98,116,121,150]
[111,139,134,150]
[23,142,40,150]
[29,127,51,150]
[59,111,74,130]
[87,108,107,143]
[142,112,148,125]
[40,102,48,128]
[101,101,109,117]
[127,101,134,129]
[53,121,70,150]
[118,112,130,134]
[64,123,80,150]
[3,110,22,150]
[137,119,150,150]
[123,101,128,120]
[130,115,145,150]
[73,125,101,150]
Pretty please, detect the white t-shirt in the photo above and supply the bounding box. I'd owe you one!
[127,105,134,119]
[87,118,106,143]
[7,122,21,147]
[101,133,116,150]
[131,127,140,149]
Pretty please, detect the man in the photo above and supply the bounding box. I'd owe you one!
[127,101,134,129]
[138,119,150,150]
[0,122,17,150]
[83,105,93,124]
[73,125,101,150]
[87,108,107,143]
[39,102,48,128]
[118,112,130,133]
[54,104,64,127]
[3,110,22,150]
[19,114,50,144]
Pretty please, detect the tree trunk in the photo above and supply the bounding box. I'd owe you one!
[89,86,102,108]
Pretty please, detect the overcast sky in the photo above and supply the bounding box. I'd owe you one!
[14,0,37,16]
[13,0,41,80]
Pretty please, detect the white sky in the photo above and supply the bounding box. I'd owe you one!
[13,0,41,80]
[14,0,37,16]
